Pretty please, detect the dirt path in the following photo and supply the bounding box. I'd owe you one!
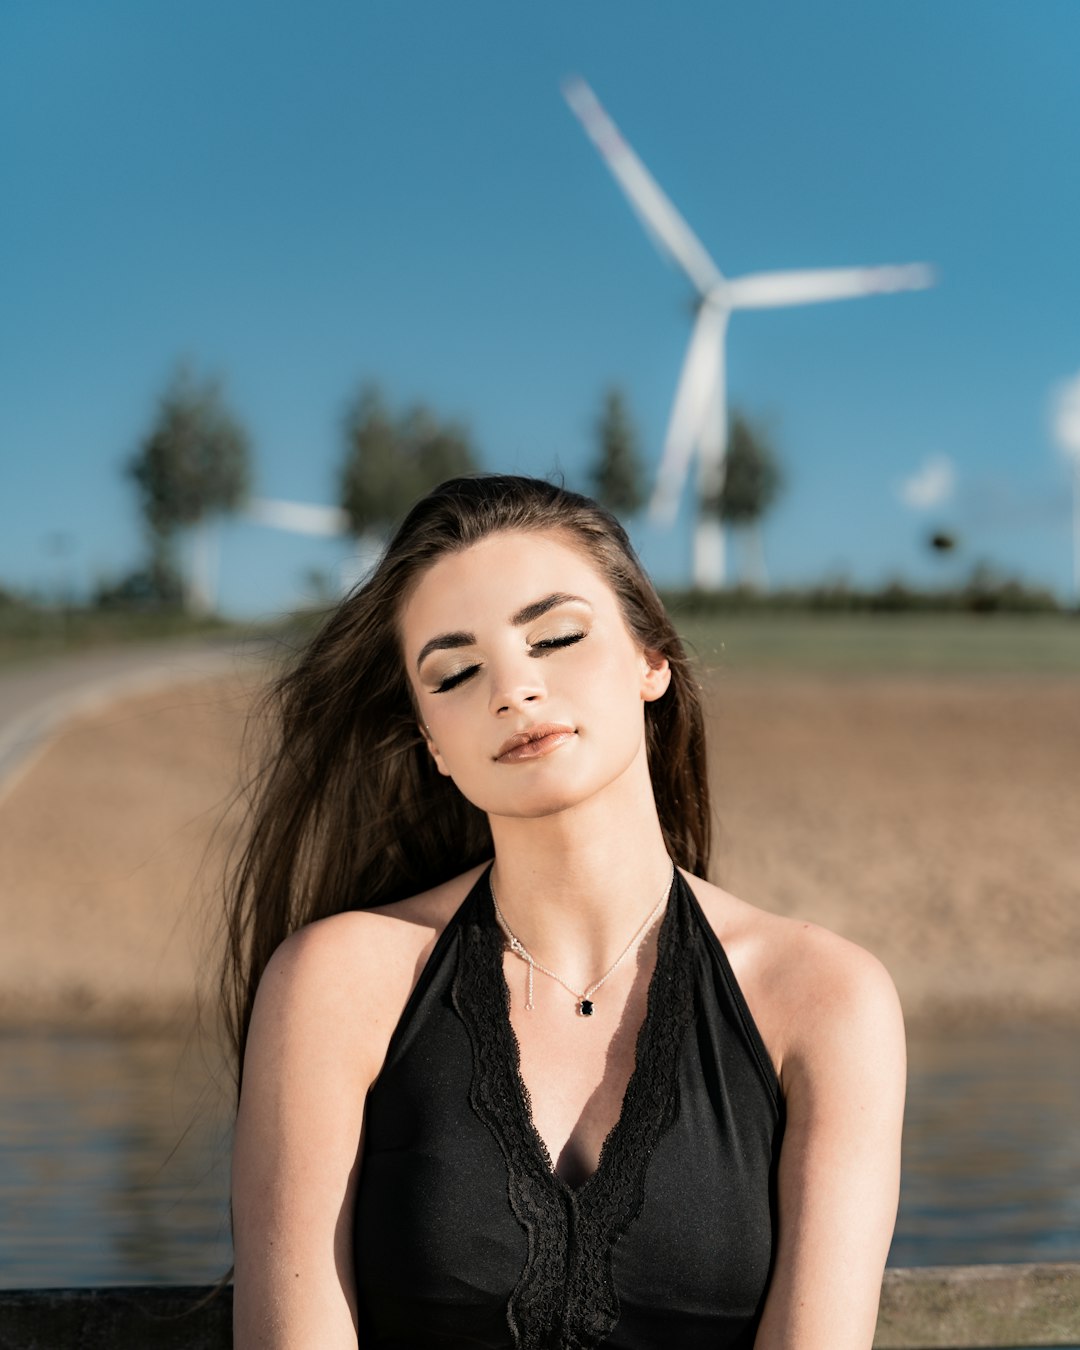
[0,671,1076,1028]
[0,636,265,799]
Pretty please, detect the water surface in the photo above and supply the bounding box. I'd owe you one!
[1,1022,1077,1285]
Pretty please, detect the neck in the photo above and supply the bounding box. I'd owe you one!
[487,752,674,982]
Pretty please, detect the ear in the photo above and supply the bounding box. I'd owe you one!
[640,649,671,703]
[420,723,452,777]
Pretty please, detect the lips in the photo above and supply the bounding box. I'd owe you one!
[494,724,576,763]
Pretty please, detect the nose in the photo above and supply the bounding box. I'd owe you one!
[487,652,546,717]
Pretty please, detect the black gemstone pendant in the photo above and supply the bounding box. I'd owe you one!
[579,999,594,1017]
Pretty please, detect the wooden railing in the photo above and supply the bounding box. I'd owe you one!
[876,1263,1080,1347]
[0,1264,1077,1349]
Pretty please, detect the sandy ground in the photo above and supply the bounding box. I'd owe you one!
[705,673,1080,1026]
[0,675,258,1029]
[0,670,1077,1030]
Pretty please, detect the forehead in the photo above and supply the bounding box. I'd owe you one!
[400,529,617,641]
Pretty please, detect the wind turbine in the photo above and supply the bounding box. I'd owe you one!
[176,493,355,614]
[247,498,351,538]
[1051,371,1080,603]
[562,76,937,588]
[185,499,351,614]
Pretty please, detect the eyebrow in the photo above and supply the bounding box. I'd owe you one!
[415,592,591,670]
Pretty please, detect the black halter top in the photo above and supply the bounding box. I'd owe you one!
[354,867,784,1349]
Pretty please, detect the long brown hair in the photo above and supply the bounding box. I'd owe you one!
[221,474,712,1082]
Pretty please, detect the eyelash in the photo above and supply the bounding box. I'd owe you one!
[432,631,586,694]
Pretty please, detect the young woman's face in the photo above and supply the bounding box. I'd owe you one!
[399,529,670,821]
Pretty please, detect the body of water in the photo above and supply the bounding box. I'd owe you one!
[1,1022,1078,1285]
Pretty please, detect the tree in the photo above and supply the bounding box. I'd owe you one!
[717,410,783,588]
[340,383,479,536]
[589,387,646,517]
[127,365,251,612]
[92,557,184,610]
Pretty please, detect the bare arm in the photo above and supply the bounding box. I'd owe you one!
[231,918,383,1349]
[754,937,907,1349]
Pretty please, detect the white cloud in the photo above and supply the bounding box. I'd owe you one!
[897,455,956,510]
[1051,371,1080,462]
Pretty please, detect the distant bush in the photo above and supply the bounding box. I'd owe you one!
[0,592,234,666]
[0,584,28,611]
[91,561,184,612]
[661,568,1067,617]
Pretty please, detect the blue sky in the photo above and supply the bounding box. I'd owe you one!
[3,1,1079,617]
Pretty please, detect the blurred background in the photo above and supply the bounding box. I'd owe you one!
[1,0,1078,1289]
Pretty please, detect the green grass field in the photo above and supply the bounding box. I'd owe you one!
[0,608,241,670]
[674,612,1080,675]
[2,606,1077,677]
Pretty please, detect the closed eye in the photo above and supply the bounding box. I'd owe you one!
[432,632,585,692]
[434,663,481,693]
[530,631,586,654]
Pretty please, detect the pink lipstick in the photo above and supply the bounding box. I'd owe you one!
[494,724,576,763]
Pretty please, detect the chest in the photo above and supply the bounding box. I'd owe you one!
[356,983,782,1349]
[504,950,652,1187]
[355,894,784,1348]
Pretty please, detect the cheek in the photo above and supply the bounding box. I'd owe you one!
[582,645,648,704]
[422,706,487,782]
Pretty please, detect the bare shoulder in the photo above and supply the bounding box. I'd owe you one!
[680,871,905,1084]
[233,864,487,1345]
[246,862,488,1089]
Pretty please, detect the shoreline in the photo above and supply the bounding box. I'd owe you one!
[2,990,1075,1040]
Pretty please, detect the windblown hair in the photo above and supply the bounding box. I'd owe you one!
[221,474,712,1083]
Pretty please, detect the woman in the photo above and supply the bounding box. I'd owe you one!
[227,474,905,1349]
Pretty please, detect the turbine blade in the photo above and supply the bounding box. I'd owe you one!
[562,75,724,298]
[726,263,936,310]
[248,498,350,536]
[649,305,727,524]
[1053,372,1080,460]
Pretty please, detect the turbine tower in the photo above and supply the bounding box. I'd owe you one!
[1051,371,1080,603]
[562,76,936,588]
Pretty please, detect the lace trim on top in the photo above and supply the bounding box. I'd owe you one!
[451,871,697,1350]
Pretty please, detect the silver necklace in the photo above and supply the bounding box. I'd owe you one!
[491,862,675,1017]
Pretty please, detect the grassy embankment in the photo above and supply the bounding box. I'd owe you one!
[672,611,1080,676]
[2,603,1078,676]
[0,608,258,670]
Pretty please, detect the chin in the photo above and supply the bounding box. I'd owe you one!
[492,792,585,821]
[451,772,588,821]
[451,741,645,821]
[459,779,580,820]
[479,769,639,823]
